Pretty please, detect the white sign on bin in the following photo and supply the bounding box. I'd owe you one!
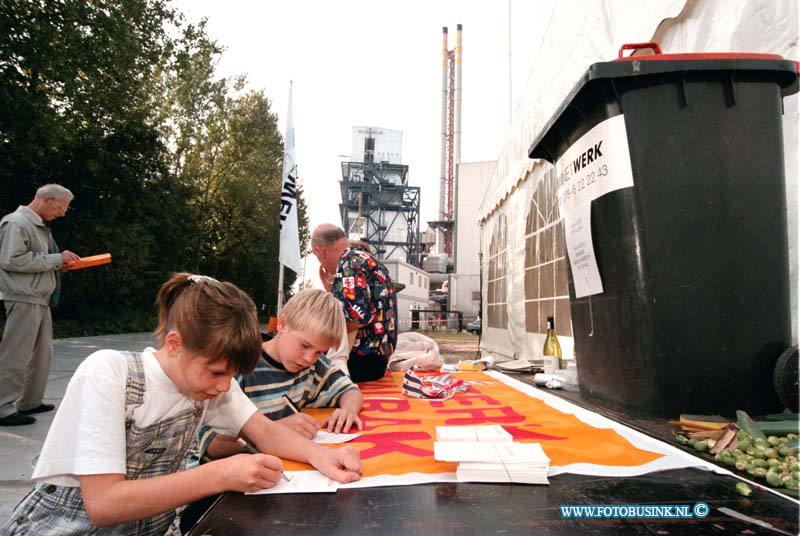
[565,201,604,298]
[556,114,635,297]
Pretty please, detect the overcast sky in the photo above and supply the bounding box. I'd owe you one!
[173,0,556,283]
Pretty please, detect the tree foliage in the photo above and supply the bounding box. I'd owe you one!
[0,0,306,334]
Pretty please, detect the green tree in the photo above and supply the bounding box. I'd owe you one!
[0,0,193,332]
[198,89,285,308]
[0,0,310,333]
[162,24,307,316]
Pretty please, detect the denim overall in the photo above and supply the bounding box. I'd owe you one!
[1,352,203,535]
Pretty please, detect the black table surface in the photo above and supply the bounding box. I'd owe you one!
[188,374,800,536]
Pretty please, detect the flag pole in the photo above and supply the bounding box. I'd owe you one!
[277,263,285,315]
[277,80,302,316]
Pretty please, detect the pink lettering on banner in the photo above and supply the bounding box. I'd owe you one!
[361,399,422,431]
[445,394,503,407]
[360,383,402,397]
[504,425,567,442]
[361,415,422,432]
[436,405,526,425]
[362,399,411,412]
[356,431,433,459]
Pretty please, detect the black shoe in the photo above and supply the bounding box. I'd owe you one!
[0,412,36,426]
[19,403,55,415]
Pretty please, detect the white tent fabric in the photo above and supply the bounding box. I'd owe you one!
[478,0,799,361]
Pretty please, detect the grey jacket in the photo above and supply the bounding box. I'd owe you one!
[0,206,63,305]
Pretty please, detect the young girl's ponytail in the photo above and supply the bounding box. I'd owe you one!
[154,273,261,374]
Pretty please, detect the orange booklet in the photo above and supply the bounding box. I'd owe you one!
[67,253,112,270]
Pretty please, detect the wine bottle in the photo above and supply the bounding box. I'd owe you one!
[542,316,562,373]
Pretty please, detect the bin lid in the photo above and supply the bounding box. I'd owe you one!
[528,42,799,162]
[611,41,792,63]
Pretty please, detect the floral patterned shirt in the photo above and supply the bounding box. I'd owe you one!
[331,247,397,363]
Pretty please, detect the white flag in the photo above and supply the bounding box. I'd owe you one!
[278,83,302,274]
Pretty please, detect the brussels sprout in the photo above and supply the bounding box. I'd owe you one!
[764,448,779,459]
[735,482,752,496]
[737,439,751,451]
[735,461,747,471]
[766,472,783,487]
[767,436,780,446]
[693,441,708,452]
[737,430,751,441]
[766,467,780,478]
[752,459,767,469]
[754,467,767,478]
[767,458,781,468]
[786,478,799,491]
[675,434,689,445]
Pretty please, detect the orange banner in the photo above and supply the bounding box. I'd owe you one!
[288,371,663,476]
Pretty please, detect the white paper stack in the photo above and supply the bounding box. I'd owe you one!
[435,424,513,442]
[434,430,550,485]
[456,442,550,484]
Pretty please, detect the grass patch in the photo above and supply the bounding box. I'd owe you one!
[416,330,477,342]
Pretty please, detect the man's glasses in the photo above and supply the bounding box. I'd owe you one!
[52,198,69,213]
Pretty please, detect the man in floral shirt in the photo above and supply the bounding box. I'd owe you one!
[311,224,397,382]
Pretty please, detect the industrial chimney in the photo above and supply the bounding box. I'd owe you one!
[436,24,462,259]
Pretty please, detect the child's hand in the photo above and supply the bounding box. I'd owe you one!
[219,453,286,493]
[310,445,362,483]
[322,408,363,434]
[278,413,320,439]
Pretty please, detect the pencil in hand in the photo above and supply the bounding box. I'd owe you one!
[236,437,291,482]
[282,394,301,414]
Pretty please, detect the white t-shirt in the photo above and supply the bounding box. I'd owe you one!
[32,348,257,487]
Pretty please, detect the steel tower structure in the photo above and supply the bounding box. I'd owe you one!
[339,129,421,266]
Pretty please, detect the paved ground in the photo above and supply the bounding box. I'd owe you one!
[0,332,157,522]
[0,331,479,523]
[420,330,481,361]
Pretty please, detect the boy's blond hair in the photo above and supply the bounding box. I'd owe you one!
[281,289,345,348]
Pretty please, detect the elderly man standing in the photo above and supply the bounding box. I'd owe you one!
[311,224,397,382]
[0,184,80,426]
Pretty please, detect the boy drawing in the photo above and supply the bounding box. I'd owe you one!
[198,289,364,461]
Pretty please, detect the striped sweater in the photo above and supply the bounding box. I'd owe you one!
[195,346,359,460]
